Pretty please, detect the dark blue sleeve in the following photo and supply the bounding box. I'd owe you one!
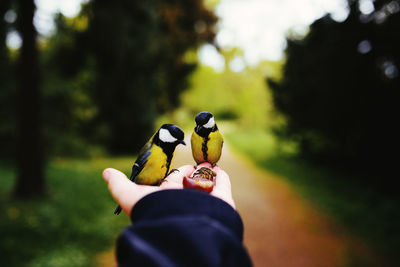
[116,189,252,267]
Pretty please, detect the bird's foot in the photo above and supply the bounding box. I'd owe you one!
[168,169,180,176]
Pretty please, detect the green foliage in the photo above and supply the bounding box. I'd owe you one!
[0,0,219,159]
[41,16,99,157]
[225,128,296,162]
[171,52,281,131]
[74,0,218,153]
[268,0,400,176]
[0,158,132,266]
[226,129,400,265]
[8,0,219,157]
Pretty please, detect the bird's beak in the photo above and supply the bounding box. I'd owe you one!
[179,140,186,146]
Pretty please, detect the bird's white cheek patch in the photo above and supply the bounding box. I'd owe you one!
[159,128,178,143]
[203,117,215,129]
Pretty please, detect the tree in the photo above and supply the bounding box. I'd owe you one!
[0,0,16,158]
[14,0,45,197]
[268,0,400,177]
[0,1,11,94]
[85,0,218,153]
[43,0,217,154]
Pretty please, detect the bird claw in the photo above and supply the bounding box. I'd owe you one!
[168,169,180,175]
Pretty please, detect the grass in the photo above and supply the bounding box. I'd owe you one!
[226,129,400,266]
[0,157,133,267]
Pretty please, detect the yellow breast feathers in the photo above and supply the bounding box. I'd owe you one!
[191,130,223,165]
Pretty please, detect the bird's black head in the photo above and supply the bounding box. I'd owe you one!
[195,112,214,127]
[156,124,186,150]
[194,111,217,137]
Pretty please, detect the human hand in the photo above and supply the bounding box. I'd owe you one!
[194,163,236,209]
[103,163,235,215]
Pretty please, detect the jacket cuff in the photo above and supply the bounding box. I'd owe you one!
[130,189,244,240]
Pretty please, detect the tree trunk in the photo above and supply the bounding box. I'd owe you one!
[14,0,45,198]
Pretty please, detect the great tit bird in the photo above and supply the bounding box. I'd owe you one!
[191,112,223,166]
[114,124,186,215]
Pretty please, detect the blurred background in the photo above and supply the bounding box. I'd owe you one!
[0,0,399,266]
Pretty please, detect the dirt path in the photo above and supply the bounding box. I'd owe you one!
[98,142,375,266]
[174,144,374,267]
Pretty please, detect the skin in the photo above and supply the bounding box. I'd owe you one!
[103,162,235,215]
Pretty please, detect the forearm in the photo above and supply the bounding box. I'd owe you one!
[116,189,252,267]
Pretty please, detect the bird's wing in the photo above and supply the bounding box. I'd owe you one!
[129,141,152,181]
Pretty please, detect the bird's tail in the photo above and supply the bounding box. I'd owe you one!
[114,205,122,215]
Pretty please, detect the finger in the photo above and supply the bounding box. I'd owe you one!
[212,166,232,192]
[161,165,195,188]
[211,166,236,209]
[103,168,158,214]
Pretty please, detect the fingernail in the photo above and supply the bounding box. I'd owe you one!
[103,168,112,182]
